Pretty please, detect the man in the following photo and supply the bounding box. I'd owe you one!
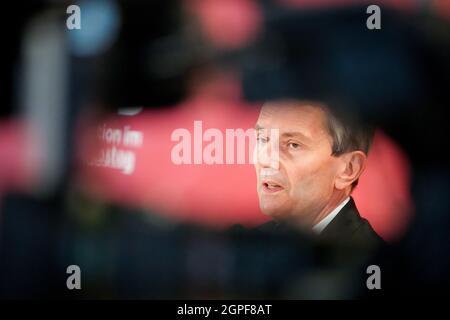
[254,100,384,248]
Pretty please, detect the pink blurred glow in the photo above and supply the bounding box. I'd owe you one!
[186,0,263,49]
[0,93,414,242]
[278,0,418,11]
[433,0,450,19]
[76,76,413,241]
[0,119,35,193]
[76,96,264,227]
[353,130,413,241]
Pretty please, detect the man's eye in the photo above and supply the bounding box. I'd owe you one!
[257,136,269,143]
[288,142,300,149]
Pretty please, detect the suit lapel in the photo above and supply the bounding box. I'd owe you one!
[320,197,364,241]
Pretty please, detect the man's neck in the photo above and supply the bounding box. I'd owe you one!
[275,191,351,231]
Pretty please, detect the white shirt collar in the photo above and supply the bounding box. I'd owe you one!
[312,197,351,235]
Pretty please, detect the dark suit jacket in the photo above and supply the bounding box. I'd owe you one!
[320,197,384,248]
[257,197,384,249]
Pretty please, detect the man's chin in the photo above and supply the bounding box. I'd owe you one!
[259,202,288,218]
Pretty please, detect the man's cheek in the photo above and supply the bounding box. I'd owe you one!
[289,173,316,199]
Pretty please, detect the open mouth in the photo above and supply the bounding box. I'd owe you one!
[262,181,284,193]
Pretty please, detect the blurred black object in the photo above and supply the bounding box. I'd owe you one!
[70,0,191,108]
[0,191,379,299]
[0,194,63,299]
[239,5,450,167]
[0,2,46,117]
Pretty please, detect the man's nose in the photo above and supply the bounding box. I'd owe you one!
[256,139,279,170]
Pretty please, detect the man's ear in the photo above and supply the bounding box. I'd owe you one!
[334,151,367,190]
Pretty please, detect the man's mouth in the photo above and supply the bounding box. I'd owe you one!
[261,180,284,193]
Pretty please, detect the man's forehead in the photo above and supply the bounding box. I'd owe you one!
[257,101,328,132]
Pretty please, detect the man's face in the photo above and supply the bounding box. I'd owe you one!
[254,101,341,224]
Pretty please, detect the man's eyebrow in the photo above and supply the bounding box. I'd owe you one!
[281,131,312,142]
[255,125,312,142]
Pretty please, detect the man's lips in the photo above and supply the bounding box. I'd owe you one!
[261,180,284,193]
